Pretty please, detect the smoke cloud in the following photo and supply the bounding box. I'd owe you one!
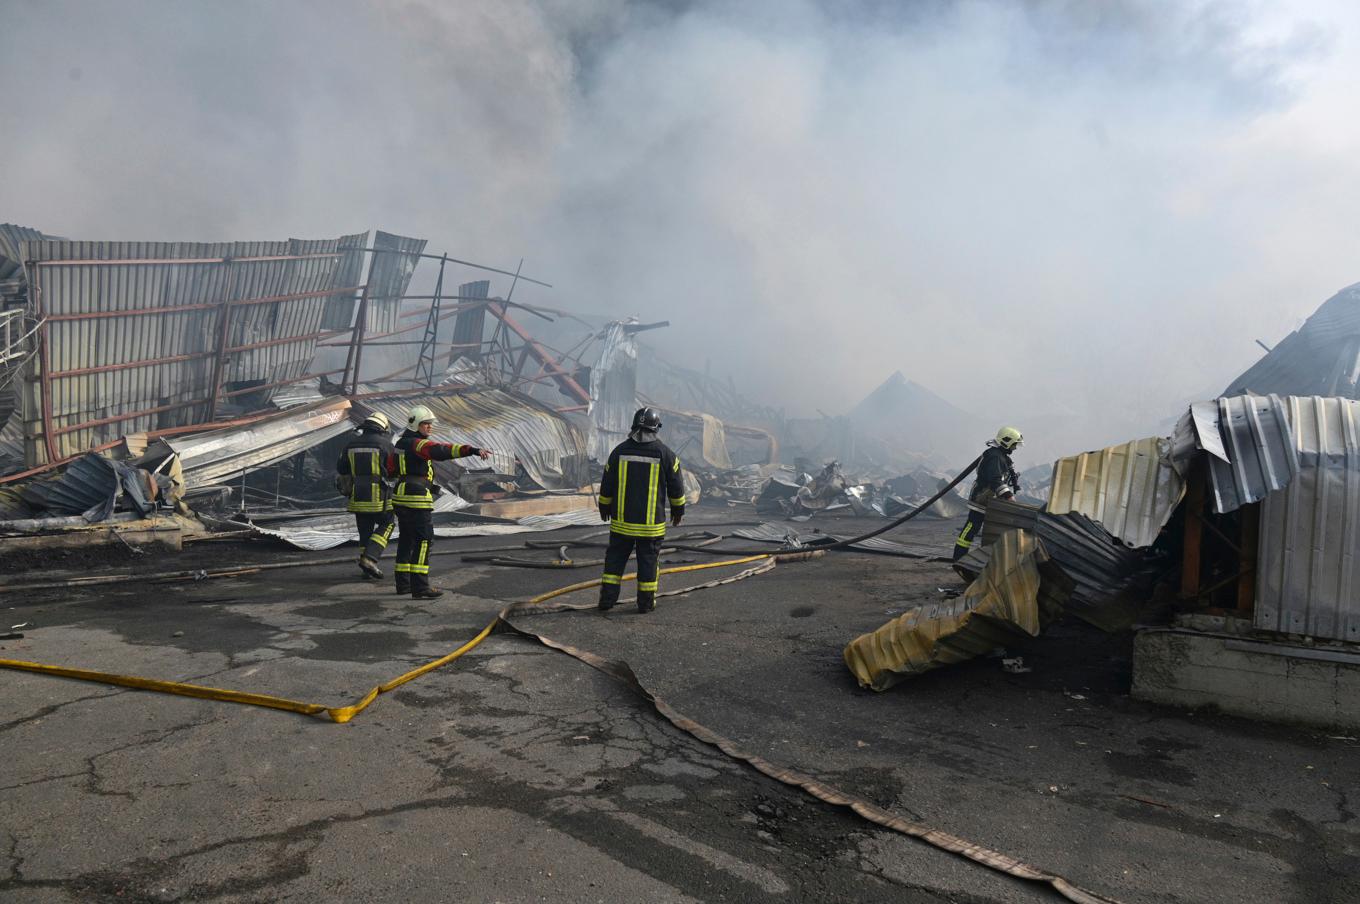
[2,0,1356,465]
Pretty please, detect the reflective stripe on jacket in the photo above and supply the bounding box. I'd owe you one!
[337,430,395,514]
[599,437,686,538]
[390,430,478,510]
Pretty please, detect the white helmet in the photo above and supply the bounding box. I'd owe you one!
[361,411,390,432]
[407,405,437,429]
[995,426,1023,451]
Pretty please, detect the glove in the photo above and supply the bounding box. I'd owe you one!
[599,505,612,522]
[671,510,684,527]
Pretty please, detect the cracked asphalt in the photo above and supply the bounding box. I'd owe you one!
[1,511,1357,903]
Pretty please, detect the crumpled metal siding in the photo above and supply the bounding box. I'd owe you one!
[164,397,353,487]
[19,236,355,464]
[1255,396,1360,642]
[843,530,1070,691]
[1046,436,1184,547]
[361,384,588,490]
[1205,394,1298,513]
[588,322,638,462]
[960,498,1147,627]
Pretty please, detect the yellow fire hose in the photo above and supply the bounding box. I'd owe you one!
[0,547,1118,903]
[0,555,770,723]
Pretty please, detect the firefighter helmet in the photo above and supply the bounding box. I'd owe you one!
[995,426,1023,450]
[361,411,390,432]
[632,407,663,431]
[407,405,437,429]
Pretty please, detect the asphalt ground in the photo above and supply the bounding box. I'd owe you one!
[1,509,1356,903]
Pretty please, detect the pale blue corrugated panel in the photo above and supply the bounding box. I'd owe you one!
[1255,396,1360,643]
[1046,436,1185,548]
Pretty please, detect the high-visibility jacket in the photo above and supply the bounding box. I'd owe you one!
[389,429,482,510]
[967,445,1019,512]
[598,437,686,538]
[336,428,395,514]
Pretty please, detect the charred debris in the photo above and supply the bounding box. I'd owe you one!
[1,222,1358,726]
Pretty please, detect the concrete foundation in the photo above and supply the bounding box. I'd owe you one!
[1134,623,1360,731]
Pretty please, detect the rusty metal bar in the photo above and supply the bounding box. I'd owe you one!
[349,282,371,395]
[205,261,238,423]
[43,285,363,323]
[485,301,590,405]
[49,351,214,379]
[30,264,59,464]
[217,369,346,399]
[33,252,342,267]
[52,396,213,437]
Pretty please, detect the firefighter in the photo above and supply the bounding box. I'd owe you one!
[335,411,396,580]
[952,426,1023,562]
[597,407,686,614]
[389,405,492,599]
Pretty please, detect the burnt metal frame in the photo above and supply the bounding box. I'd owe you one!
[18,241,590,475]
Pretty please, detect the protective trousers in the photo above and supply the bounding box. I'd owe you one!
[599,532,663,613]
[952,510,985,561]
[394,508,434,594]
[355,511,395,562]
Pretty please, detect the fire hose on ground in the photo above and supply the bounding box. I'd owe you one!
[0,455,1126,903]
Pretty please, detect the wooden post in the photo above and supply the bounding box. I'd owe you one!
[1236,503,1259,615]
[1180,463,1205,601]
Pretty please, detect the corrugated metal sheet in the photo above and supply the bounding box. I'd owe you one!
[450,280,490,363]
[959,499,1147,627]
[1047,436,1184,547]
[1226,283,1360,400]
[1255,396,1360,642]
[364,231,427,335]
[246,504,599,551]
[360,384,588,490]
[165,398,353,487]
[19,235,357,464]
[843,530,1071,691]
[731,522,941,558]
[1205,394,1298,513]
[588,321,638,462]
[319,231,370,330]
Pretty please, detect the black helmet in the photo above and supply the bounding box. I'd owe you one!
[631,407,663,431]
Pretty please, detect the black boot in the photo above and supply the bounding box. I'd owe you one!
[637,591,656,614]
[598,585,619,611]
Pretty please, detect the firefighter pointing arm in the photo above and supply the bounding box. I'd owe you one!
[388,405,492,599]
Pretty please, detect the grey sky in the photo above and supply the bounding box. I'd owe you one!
[2,0,1355,464]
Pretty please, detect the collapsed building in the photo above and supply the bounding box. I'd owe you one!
[844,317,1360,732]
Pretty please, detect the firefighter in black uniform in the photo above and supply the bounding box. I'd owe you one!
[335,411,396,580]
[597,407,687,614]
[389,405,492,599]
[952,426,1023,561]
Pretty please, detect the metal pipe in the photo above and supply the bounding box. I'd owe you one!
[352,246,551,288]
[31,252,343,267]
[217,368,347,399]
[43,285,364,322]
[30,265,59,464]
[52,396,214,436]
